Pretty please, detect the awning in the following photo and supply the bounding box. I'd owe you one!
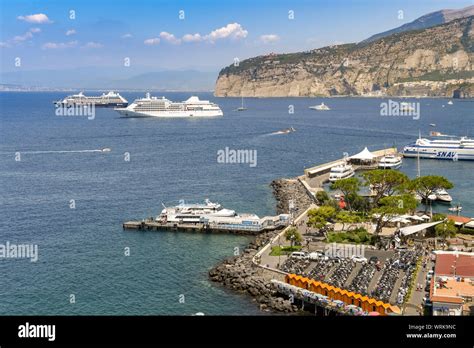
[399,220,443,236]
[349,147,376,161]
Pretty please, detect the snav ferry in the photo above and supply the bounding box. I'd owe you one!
[402,133,474,161]
[115,93,223,118]
[54,91,128,107]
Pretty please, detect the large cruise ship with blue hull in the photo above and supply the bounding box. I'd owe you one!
[403,135,474,161]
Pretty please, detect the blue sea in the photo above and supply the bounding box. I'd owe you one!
[0,92,473,315]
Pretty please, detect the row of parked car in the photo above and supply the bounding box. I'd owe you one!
[289,251,378,264]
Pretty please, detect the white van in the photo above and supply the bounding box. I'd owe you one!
[290,252,308,260]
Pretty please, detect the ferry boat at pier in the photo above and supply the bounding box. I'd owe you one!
[402,135,474,161]
[329,164,355,182]
[54,91,128,107]
[115,93,223,118]
[157,199,289,232]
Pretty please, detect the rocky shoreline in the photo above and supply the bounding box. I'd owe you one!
[208,178,314,313]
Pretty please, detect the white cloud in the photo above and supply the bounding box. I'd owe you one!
[12,28,41,43]
[83,41,103,48]
[260,34,280,44]
[159,31,181,44]
[0,42,10,48]
[17,13,52,24]
[144,37,160,45]
[66,29,76,36]
[205,23,248,42]
[121,33,133,39]
[182,33,202,43]
[42,41,78,49]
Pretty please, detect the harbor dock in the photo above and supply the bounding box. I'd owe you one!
[123,217,289,235]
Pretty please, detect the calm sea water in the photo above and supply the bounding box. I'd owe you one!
[0,92,473,315]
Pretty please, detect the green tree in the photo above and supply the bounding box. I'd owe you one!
[307,206,337,229]
[371,194,417,234]
[435,220,457,248]
[362,170,409,206]
[331,177,361,211]
[335,211,362,231]
[315,190,330,205]
[409,176,454,212]
[285,227,302,247]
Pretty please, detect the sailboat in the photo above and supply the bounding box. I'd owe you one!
[237,96,247,111]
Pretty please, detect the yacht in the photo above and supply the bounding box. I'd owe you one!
[400,102,416,113]
[54,91,128,107]
[402,135,474,161]
[434,189,452,203]
[447,100,453,105]
[309,102,330,111]
[329,164,355,182]
[378,155,403,169]
[115,93,223,118]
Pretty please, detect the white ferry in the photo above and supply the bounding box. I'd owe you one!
[157,199,289,231]
[115,93,223,118]
[378,155,403,169]
[54,91,128,107]
[402,135,474,161]
[329,164,355,182]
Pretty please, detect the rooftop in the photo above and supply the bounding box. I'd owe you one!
[434,252,474,278]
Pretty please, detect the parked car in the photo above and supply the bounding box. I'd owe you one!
[308,252,328,261]
[351,255,368,263]
[290,251,308,260]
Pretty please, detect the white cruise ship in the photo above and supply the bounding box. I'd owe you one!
[402,135,474,161]
[115,93,223,118]
[54,91,128,107]
[329,164,355,182]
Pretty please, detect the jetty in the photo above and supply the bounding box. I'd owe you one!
[123,215,290,235]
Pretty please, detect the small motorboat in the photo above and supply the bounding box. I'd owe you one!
[435,189,452,203]
[447,100,453,105]
[448,205,462,212]
[272,127,296,135]
[101,148,112,152]
[430,123,436,127]
[309,102,331,111]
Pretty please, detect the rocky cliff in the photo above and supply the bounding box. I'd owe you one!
[215,17,474,97]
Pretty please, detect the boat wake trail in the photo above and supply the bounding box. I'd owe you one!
[12,148,111,155]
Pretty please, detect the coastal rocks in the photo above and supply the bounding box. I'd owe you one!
[208,230,299,313]
[270,179,314,216]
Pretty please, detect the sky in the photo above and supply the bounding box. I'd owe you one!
[1,0,473,74]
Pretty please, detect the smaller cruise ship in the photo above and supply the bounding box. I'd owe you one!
[115,93,223,118]
[378,155,403,169]
[309,102,330,111]
[329,164,355,182]
[54,91,128,107]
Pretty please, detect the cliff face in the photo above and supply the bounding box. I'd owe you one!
[215,17,474,97]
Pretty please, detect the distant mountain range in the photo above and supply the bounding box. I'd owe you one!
[215,9,474,98]
[0,67,217,91]
[362,5,474,43]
